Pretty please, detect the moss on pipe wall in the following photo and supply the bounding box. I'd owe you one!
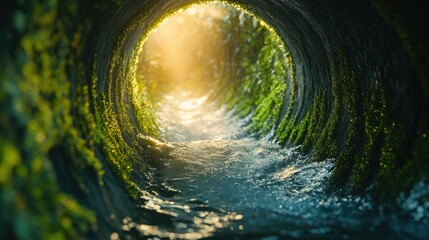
[223,0,429,199]
[0,0,153,238]
[0,0,102,238]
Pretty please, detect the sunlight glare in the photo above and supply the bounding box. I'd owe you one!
[140,4,228,92]
[179,96,208,111]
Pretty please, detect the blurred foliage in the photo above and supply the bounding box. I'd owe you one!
[211,5,294,140]
[217,9,291,137]
[0,0,111,238]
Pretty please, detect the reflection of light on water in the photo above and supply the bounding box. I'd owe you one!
[177,95,208,125]
[275,166,300,180]
[120,191,244,239]
[157,90,241,142]
[178,95,208,111]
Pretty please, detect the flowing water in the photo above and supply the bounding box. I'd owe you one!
[121,90,429,239]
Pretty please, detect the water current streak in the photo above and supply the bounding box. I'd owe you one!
[121,89,429,239]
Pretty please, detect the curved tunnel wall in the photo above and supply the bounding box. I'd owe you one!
[95,0,427,194]
[1,0,428,238]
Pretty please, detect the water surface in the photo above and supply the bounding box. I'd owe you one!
[122,90,429,239]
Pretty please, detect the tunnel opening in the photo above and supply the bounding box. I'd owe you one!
[111,2,429,239]
[132,2,292,143]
